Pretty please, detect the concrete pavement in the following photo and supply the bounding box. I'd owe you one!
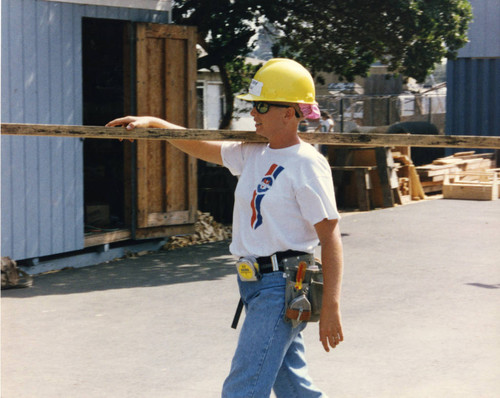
[2,199,500,397]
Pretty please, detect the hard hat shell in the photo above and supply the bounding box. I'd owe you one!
[237,58,316,104]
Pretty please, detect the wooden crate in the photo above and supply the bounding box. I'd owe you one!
[443,171,498,201]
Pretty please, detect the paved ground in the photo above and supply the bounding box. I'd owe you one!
[2,199,500,398]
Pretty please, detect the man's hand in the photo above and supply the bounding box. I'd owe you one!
[106,115,162,130]
[319,301,343,352]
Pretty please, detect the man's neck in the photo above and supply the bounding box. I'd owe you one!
[268,132,300,149]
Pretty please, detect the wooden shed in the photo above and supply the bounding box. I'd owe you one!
[1,0,199,266]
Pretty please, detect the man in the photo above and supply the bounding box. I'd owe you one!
[315,111,335,133]
[107,58,344,398]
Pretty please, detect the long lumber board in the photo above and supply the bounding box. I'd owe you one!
[2,123,500,149]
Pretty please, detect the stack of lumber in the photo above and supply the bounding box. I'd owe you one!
[163,211,232,250]
[416,151,496,194]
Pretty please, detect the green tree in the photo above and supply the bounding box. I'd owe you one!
[275,0,472,83]
[172,0,472,128]
[172,0,270,128]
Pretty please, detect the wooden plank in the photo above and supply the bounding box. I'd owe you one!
[147,37,166,117]
[416,164,463,177]
[165,36,185,125]
[134,224,195,240]
[144,24,193,39]
[84,229,132,248]
[165,36,188,212]
[443,184,498,200]
[136,141,149,228]
[408,165,425,200]
[148,141,164,212]
[135,24,150,229]
[147,210,190,227]
[166,146,187,211]
[3,123,500,149]
[183,27,198,214]
[186,27,198,130]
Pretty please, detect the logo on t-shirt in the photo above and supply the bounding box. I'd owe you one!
[250,163,284,229]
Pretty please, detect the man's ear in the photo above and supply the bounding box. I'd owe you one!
[285,106,297,120]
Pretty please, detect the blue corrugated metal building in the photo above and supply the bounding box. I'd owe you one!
[1,0,171,263]
[446,0,500,140]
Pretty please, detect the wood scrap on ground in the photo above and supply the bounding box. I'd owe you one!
[163,211,232,250]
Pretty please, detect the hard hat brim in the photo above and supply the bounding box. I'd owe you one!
[236,93,259,102]
[236,92,316,105]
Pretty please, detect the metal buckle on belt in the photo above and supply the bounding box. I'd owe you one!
[270,254,279,272]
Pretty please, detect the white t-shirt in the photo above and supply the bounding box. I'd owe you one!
[320,118,334,132]
[221,141,340,257]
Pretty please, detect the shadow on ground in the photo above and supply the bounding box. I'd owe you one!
[2,241,235,298]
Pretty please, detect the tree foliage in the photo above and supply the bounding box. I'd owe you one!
[172,0,472,127]
[275,0,473,82]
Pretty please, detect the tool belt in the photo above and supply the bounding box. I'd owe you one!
[283,255,323,328]
[231,251,322,329]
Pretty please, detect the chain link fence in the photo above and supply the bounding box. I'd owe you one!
[311,91,446,134]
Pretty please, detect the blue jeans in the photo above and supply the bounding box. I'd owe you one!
[222,272,326,398]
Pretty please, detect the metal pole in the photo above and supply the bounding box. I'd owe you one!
[428,96,432,124]
[340,98,344,133]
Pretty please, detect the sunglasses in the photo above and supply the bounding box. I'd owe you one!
[253,102,300,118]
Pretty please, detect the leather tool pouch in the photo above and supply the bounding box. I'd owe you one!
[283,256,323,327]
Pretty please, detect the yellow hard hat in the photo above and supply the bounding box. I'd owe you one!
[237,58,316,104]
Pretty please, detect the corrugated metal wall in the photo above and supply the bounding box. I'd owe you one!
[446,58,500,137]
[1,0,169,260]
[445,0,500,141]
[457,0,500,59]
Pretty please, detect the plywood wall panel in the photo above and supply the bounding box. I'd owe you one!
[135,23,197,231]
